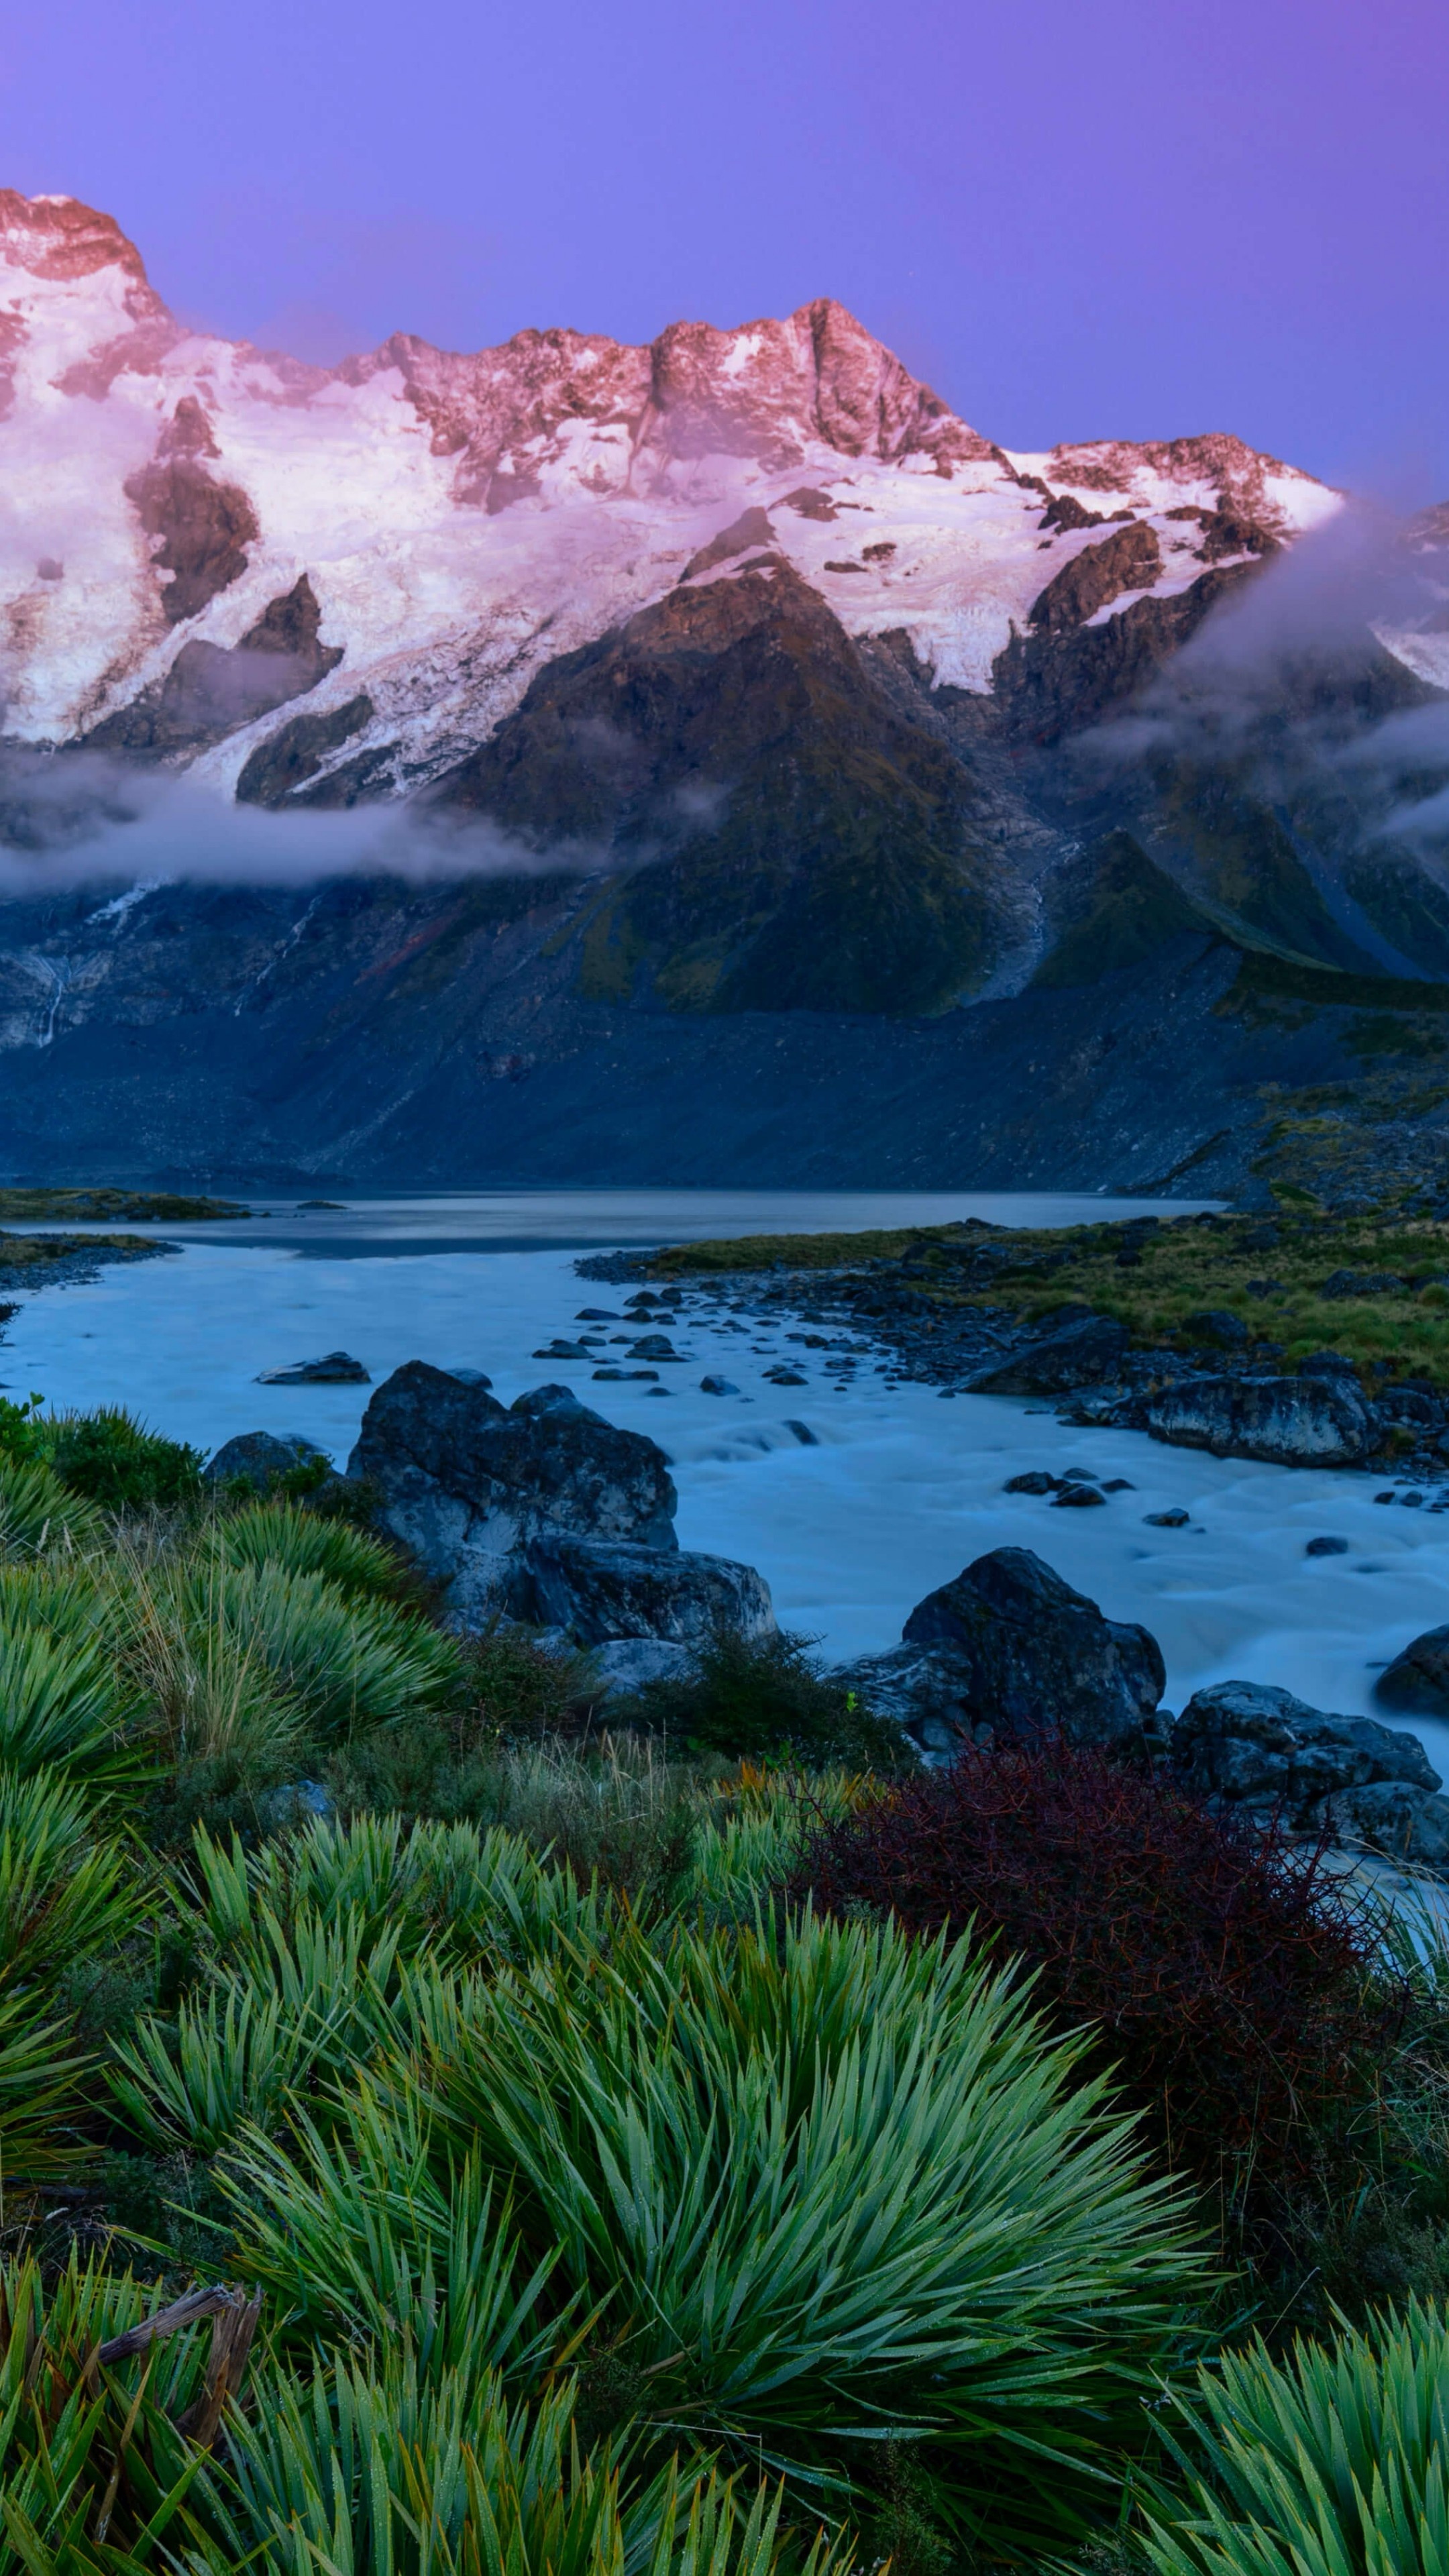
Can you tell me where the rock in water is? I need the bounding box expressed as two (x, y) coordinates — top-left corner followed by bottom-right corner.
(898, 1546), (1165, 1748)
(349, 1361), (678, 1624)
(203, 1430), (331, 1487)
(1172, 1678), (1441, 1817)
(1376, 1627), (1449, 1715)
(1144, 1374), (1373, 1467)
(256, 1351), (371, 1385)
(519, 1532), (776, 1647)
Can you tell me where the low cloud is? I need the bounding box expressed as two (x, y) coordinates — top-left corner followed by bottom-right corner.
(1081, 499), (1449, 853)
(0, 749), (616, 899)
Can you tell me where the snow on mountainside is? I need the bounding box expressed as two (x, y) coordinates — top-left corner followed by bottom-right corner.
(0, 190), (1344, 808)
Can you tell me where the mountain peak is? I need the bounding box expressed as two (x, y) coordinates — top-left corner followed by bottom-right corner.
(0, 189), (152, 288)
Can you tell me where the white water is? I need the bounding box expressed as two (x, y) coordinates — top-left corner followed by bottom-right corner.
(5, 1190), (1448, 1780)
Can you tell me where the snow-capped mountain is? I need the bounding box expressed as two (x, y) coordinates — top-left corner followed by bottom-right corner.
(2, 189), (1448, 1194)
(0, 188), (1342, 804)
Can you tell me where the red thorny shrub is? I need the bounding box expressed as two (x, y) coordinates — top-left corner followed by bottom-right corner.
(793, 1739), (1399, 2220)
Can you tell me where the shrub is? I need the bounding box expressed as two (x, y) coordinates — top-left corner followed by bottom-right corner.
(0, 1766), (133, 1990)
(623, 1627), (908, 1769)
(178, 1559), (460, 1735)
(795, 1743), (1393, 2224)
(1140, 2296), (1449, 2576)
(459, 1621), (599, 1740)
(231, 1909), (1203, 2561)
(34, 1406), (205, 1513)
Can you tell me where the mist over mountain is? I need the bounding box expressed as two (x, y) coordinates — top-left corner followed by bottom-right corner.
(2, 189), (1448, 1193)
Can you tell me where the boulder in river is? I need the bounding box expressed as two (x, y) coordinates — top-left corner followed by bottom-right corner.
(1144, 1373), (1373, 1467)
(1375, 1626), (1449, 1716)
(1171, 1678), (1441, 1825)
(896, 1546), (1165, 1749)
(349, 1362), (678, 1623)
(256, 1350), (371, 1385)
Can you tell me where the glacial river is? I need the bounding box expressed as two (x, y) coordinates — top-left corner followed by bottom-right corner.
(4, 1189), (1448, 1775)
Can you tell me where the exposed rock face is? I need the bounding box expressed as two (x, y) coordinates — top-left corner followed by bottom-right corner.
(235, 694), (375, 805)
(898, 1546), (1165, 1748)
(120, 398), (260, 627)
(1376, 1626), (1449, 1716)
(519, 1530), (775, 1647)
(991, 564), (1256, 744)
(350, 1364), (678, 1621)
(1027, 522), (1163, 636)
(1145, 1374), (1373, 1468)
(88, 575), (342, 758)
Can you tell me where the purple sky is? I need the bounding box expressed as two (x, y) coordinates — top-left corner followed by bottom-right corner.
(3, 0), (1446, 500)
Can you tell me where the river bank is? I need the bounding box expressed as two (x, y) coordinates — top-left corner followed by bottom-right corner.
(0, 1199), (1446, 1780)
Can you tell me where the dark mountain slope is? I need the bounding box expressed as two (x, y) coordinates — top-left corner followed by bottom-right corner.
(431, 555), (998, 1014)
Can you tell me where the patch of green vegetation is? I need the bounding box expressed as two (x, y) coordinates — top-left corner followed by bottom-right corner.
(0, 1228), (162, 1275)
(0, 1187), (247, 1220)
(1345, 852), (1449, 979)
(649, 1205), (1449, 1387)
(1160, 763), (1375, 972)
(1031, 830), (1216, 989)
(1225, 951), (1449, 1014)
(1346, 1012), (1449, 1062)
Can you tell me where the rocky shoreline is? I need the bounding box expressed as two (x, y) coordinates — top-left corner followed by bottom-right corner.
(0, 1230), (178, 1299)
(201, 1347), (1449, 1884)
(578, 1221), (1449, 1489)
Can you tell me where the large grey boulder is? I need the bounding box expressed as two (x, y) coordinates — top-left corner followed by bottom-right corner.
(1171, 1678), (1440, 1828)
(898, 1547), (1165, 1748)
(1376, 1627), (1449, 1716)
(519, 1532), (775, 1648)
(203, 1431), (331, 1489)
(349, 1364), (678, 1625)
(1145, 1373), (1373, 1467)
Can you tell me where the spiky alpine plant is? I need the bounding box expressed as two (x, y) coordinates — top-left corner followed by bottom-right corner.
(202, 1501), (416, 1604)
(0, 1766), (140, 2182)
(188, 1813), (605, 1970)
(223, 2348), (847, 2576)
(0, 2251), (258, 2574)
(223, 1905), (1208, 2564)
(1139, 2296), (1449, 2576)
